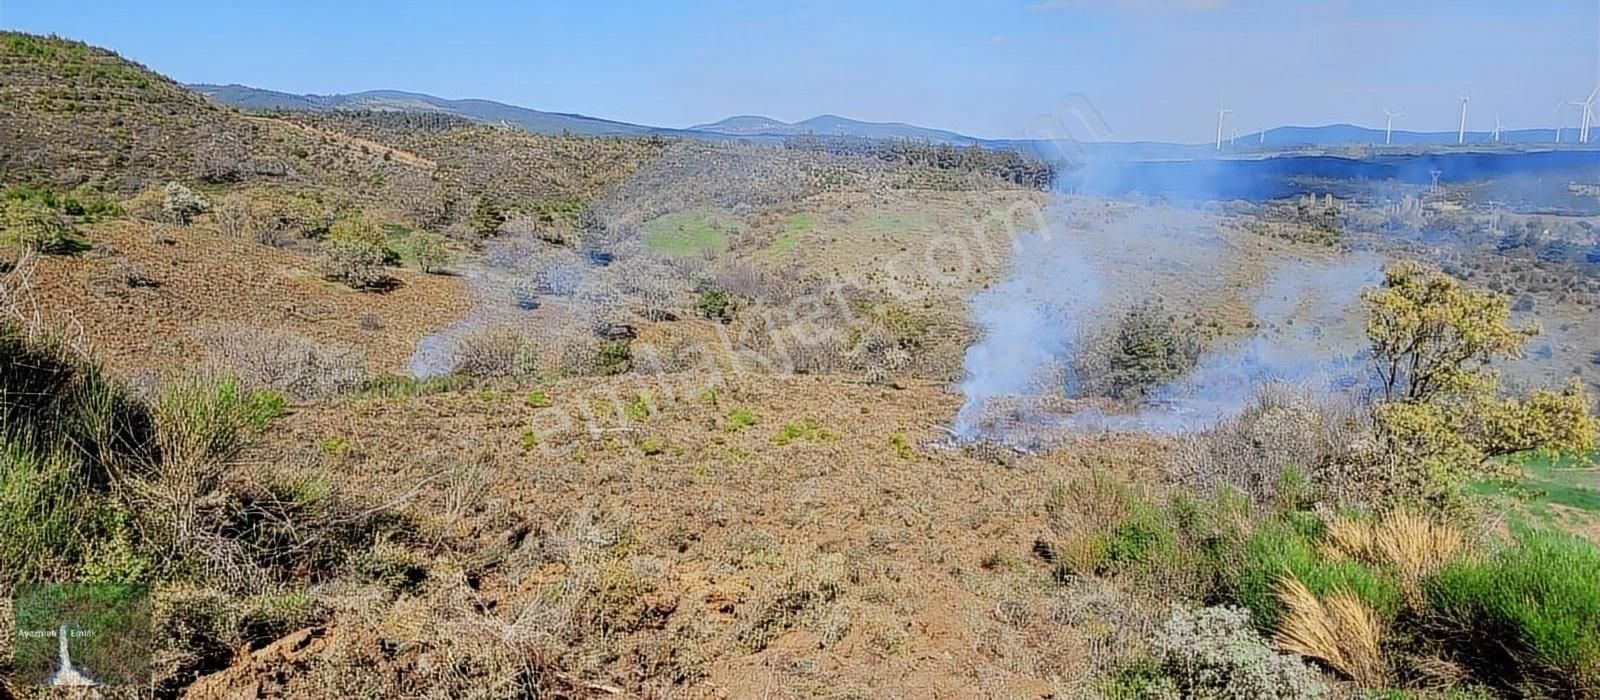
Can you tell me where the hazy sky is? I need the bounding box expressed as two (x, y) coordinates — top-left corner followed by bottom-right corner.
(3, 1), (1596, 142)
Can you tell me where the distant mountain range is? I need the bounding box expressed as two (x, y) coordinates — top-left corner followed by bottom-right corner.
(688, 114), (982, 144)
(194, 84), (1594, 159)
(190, 84), (694, 137)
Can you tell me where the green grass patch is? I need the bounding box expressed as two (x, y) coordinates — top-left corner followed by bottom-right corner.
(1235, 514), (1404, 628)
(643, 210), (732, 257)
(525, 390), (552, 408)
(773, 420), (835, 446)
(727, 408), (760, 431)
(1472, 451), (1600, 529)
(769, 212), (812, 254)
(1427, 528), (1600, 692)
(359, 373), (472, 399)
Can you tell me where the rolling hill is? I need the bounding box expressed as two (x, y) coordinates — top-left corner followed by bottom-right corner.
(689, 113), (983, 144)
(191, 84), (702, 138)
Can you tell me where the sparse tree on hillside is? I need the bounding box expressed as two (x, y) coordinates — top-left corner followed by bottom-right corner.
(408, 231), (452, 274)
(1363, 262), (1598, 498)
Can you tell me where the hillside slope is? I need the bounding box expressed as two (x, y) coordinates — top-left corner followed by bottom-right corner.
(192, 83), (700, 138)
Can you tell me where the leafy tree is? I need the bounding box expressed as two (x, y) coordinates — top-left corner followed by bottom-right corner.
(2, 198), (78, 253)
(318, 214), (391, 290)
(1362, 262), (1597, 499)
(1363, 261), (1538, 403)
(1101, 301), (1198, 399)
(408, 231), (452, 274)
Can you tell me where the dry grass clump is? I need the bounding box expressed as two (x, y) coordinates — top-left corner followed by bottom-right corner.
(1273, 576), (1389, 689)
(1323, 509), (1465, 605)
(731, 551), (848, 652)
(199, 327), (368, 402)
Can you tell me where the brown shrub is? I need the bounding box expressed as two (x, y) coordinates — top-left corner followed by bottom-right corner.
(199, 328), (367, 401)
(452, 327), (538, 379)
(1171, 383), (1385, 508)
(214, 193), (256, 239)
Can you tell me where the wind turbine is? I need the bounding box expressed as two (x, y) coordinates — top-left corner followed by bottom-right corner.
(1215, 101), (1232, 151)
(1570, 87), (1598, 143)
(1457, 96), (1470, 145)
(1382, 108), (1405, 145)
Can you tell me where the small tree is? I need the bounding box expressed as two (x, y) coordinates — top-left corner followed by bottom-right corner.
(1100, 301), (1199, 399)
(318, 215), (391, 290)
(2, 199), (77, 254)
(408, 231), (452, 274)
(1363, 262), (1598, 500)
(161, 182), (210, 225)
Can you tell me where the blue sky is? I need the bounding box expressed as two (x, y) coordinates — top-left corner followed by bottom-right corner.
(2, 1), (1595, 142)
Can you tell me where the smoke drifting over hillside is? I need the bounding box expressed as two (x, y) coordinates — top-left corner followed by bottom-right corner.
(952, 172), (1383, 442)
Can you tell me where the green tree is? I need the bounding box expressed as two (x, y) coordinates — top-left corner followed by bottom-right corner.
(1363, 261), (1536, 402)
(2, 198), (78, 254)
(318, 214), (390, 290)
(408, 231), (452, 274)
(1102, 301), (1198, 399)
(1362, 262), (1597, 498)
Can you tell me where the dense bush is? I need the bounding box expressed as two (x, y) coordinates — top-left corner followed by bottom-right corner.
(1081, 301), (1200, 400)
(1427, 529), (1600, 693)
(2, 197), (81, 253)
(1172, 384), (1382, 508)
(318, 238), (389, 289)
(408, 231), (452, 273)
(318, 214), (395, 289)
(452, 328), (538, 379)
(695, 286), (738, 323)
(199, 328), (368, 402)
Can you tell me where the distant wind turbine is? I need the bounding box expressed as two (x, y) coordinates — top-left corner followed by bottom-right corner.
(1382, 108), (1405, 145)
(1570, 87), (1598, 143)
(1457, 96), (1470, 145)
(1215, 102), (1232, 151)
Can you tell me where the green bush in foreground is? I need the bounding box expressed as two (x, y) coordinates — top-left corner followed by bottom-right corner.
(1234, 516), (1404, 630)
(1427, 528), (1600, 693)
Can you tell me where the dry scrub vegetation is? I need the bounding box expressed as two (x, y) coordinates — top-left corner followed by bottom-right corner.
(4, 30), (1600, 700)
